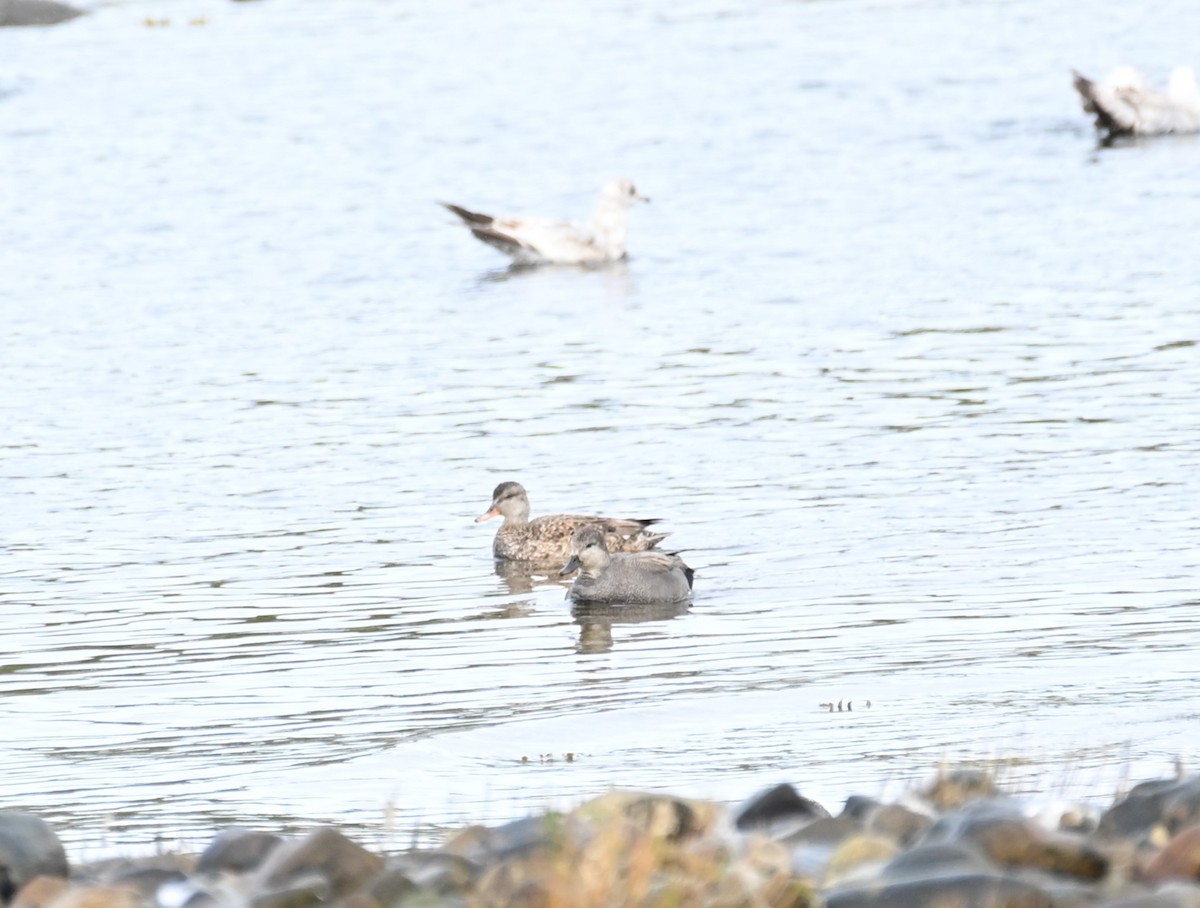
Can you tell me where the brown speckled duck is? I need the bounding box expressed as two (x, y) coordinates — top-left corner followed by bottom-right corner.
(560, 525), (694, 604)
(475, 481), (667, 563)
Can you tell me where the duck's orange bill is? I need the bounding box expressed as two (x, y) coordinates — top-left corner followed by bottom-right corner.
(475, 507), (501, 523)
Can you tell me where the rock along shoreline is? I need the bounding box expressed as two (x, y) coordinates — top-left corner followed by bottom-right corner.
(7, 768), (1200, 907)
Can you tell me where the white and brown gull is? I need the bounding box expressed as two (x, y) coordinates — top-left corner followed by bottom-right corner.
(1073, 65), (1200, 137)
(441, 178), (648, 265)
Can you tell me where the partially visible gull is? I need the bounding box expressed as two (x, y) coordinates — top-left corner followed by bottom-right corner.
(441, 177), (648, 265)
(1073, 65), (1200, 137)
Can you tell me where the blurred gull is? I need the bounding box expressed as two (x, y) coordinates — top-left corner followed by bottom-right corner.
(1073, 65), (1200, 137)
(441, 177), (648, 265)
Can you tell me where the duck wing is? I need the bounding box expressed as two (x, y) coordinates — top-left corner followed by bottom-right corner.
(628, 550), (694, 587)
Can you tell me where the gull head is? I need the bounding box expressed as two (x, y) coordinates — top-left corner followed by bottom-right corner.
(602, 177), (650, 208)
(1169, 66), (1200, 105)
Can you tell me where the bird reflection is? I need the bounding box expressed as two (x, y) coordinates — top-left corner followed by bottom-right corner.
(1092, 131), (1197, 152)
(493, 559), (572, 595)
(476, 262), (542, 284)
(475, 259), (633, 290)
(490, 561), (690, 648)
(573, 601), (692, 654)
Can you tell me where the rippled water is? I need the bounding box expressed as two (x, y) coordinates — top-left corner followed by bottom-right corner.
(3, 0), (1199, 856)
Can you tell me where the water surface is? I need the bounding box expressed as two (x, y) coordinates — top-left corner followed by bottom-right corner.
(2, 0), (1199, 855)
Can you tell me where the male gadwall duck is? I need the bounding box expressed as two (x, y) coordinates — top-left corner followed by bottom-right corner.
(475, 481), (667, 563)
(560, 525), (694, 605)
(1073, 65), (1200, 137)
(441, 178), (649, 265)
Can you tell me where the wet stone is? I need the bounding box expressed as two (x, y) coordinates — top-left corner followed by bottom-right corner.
(441, 815), (561, 863)
(1043, 801), (1102, 836)
(735, 784), (832, 835)
(0, 0), (83, 26)
(864, 802), (935, 847)
(437, 826), (489, 861)
(842, 796), (884, 822)
(255, 828), (383, 901)
(357, 865), (417, 906)
(882, 842), (993, 879)
(387, 853), (479, 893)
(31, 768), (1200, 908)
(921, 768), (1000, 810)
(575, 791), (718, 843)
(826, 872), (1054, 908)
(197, 828), (285, 876)
(787, 814), (868, 881)
(1101, 778), (1200, 841)
(1161, 781), (1200, 835)
(11, 876), (69, 908)
(782, 814), (863, 847)
(1146, 825), (1200, 882)
(1104, 888), (1200, 908)
(42, 885), (142, 908)
(822, 835), (901, 887)
(0, 813), (69, 901)
(925, 803), (1109, 880)
(103, 866), (188, 898)
(471, 789), (811, 908)
(179, 889), (219, 908)
(249, 873), (329, 908)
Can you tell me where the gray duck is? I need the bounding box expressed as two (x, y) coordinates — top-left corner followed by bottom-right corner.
(560, 525), (694, 605)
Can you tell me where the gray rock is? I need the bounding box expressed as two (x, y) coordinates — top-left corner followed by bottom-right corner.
(388, 853), (479, 894)
(0, 0), (84, 27)
(106, 864), (188, 897)
(1100, 777), (1199, 839)
(734, 782), (831, 833)
(865, 802), (934, 847)
(1105, 888), (1200, 908)
(923, 801), (1108, 881)
(249, 872), (329, 908)
(361, 865), (417, 905)
(197, 828), (284, 876)
(0, 812), (68, 901)
(782, 813), (862, 847)
(882, 842), (991, 880)
(254, 828), (382, 900)
(826, 872), (1053, 908)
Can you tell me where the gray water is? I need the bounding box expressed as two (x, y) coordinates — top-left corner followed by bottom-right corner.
(3, 0), (1199, 856)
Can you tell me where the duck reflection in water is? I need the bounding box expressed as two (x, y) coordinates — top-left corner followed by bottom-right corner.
(573, 600), (692, 655)
(493, 558), (573, 596)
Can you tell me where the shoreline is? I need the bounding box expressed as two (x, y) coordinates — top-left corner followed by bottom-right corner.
(7, 766), (1200, 907)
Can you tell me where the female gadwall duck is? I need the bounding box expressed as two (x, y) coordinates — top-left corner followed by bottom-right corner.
(475, 481), (667, 563)
(441, 178), (649, 265)
(560, 525), (694, 605)
(1073, 66), (1200, 137)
